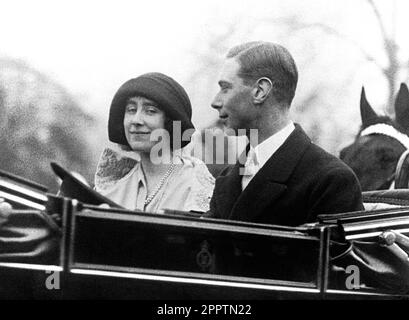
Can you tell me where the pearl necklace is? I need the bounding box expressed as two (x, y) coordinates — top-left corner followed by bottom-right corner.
(144, 164), (177, 207)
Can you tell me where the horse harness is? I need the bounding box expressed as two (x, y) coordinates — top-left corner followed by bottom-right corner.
(360, 123), (409, 190)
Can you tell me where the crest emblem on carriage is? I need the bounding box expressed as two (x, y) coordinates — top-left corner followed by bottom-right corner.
(196, 240), (214, 272)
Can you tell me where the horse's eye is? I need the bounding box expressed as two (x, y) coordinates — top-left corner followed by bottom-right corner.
(376, 149), (395, 163)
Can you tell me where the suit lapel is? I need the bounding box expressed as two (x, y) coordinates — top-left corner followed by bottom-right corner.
(213, 163), (242, 219)
(230, 181), (287, 222)
(230, 124), (312, 221)
(212, 144), (250, 219)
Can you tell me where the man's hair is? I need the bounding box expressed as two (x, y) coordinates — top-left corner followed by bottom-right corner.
(226, 41), (298, 106)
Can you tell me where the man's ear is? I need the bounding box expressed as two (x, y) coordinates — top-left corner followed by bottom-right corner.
(252, 77), (273, 104)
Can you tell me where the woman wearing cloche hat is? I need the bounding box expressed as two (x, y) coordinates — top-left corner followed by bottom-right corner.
(94, 72), (214, 213)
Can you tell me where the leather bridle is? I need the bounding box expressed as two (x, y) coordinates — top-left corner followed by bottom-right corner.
(360, 123), (409, 190)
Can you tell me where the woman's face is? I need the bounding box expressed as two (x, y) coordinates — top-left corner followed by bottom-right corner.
(123, 96), (166, 153)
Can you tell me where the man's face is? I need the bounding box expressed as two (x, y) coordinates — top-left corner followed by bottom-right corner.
(211, 58), (254, 133)
(123, 96), (166, 153)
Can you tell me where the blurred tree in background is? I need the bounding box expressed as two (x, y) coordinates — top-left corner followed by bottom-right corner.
(279, 0), (408, 115)
(2, 0), (408, 187)
(186, 16), (357, 156)
(0, 57), (99, 192)
(186, 0), (409, 156)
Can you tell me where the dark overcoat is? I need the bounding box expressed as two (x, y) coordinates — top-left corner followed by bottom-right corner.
(209, 124), (364, 226)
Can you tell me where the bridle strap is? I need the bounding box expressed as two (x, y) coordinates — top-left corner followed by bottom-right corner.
(360, 123), (409, 150)
(360, 123), (409, 190)
(376, 173), (395, 190)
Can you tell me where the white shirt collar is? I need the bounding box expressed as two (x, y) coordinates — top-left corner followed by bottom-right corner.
(251, 121), (295, 169)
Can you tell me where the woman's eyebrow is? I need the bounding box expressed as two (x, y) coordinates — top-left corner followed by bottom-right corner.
(126, 98), (137, 105)
(142, 99), (159, 107)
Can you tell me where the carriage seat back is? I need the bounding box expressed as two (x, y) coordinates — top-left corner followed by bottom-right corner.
(363, 189), (409, 210)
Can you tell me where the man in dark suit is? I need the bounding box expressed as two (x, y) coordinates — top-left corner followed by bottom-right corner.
(208, 41), (364, 226)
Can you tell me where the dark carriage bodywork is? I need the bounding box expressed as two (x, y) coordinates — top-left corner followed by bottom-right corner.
(1, 196), (408, 299)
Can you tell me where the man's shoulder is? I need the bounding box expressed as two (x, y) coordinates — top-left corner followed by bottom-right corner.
(288, 124), (346, 167)
(302, 141), (357, 178)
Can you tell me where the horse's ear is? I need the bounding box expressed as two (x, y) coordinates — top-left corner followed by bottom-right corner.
(360, 86), (379, 128)
(395, 83), (409, 131)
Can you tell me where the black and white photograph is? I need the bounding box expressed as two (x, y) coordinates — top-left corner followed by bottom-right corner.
(1, 0), (409, 307)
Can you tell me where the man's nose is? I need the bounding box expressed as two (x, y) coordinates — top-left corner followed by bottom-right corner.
(211, 95), (222, 110)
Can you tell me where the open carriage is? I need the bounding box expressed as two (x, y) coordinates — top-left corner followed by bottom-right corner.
(1, 164), (409, 300)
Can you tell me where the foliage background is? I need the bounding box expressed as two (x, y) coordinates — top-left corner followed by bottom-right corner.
(1, 0), (408, 191)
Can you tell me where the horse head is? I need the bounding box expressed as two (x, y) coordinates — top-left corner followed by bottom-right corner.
(340, 83), (409, 191)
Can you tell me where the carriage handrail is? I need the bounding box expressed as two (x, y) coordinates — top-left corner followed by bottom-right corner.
(395, 150), (409, 189)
